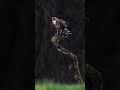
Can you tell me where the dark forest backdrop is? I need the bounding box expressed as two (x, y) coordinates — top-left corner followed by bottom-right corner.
(0, 0), (120, 90)
(35, 0), (85, 83)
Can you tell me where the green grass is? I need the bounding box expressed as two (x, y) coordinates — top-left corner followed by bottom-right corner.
(35, 80), (85, 90)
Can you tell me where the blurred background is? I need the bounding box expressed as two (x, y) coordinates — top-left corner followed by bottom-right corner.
(35, 0), (85, 84)
(0, 0), (120, 90)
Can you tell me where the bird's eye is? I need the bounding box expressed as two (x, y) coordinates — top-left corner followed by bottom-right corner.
(52, 17), (57, 20)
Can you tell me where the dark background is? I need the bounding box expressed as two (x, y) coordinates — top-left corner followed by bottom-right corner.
(35, 0), (85, 83)
(86, 0), (120, 90)
(0, 0), (34, 90)
(0, 0), (120, 90)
